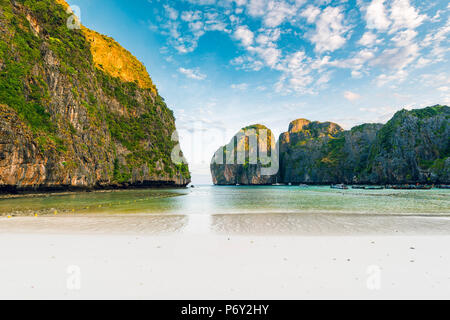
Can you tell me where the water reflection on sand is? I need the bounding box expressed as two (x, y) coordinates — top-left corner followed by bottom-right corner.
(210, 213), (450, 236)
(0, 185), (449, 236)
(0, 215), (188, 235)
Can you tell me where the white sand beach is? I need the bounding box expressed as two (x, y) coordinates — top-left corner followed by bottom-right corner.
(1, 215), (449, 300)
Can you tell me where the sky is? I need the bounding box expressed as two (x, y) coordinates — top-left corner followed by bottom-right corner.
(70, 0), (449, 184)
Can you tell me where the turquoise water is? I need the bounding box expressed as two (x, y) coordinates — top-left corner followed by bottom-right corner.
(1, 186), (449, 216)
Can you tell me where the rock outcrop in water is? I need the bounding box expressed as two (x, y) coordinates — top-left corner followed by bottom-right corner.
(280, 105), (449, 184)
(210, 124), (278, 185)
(280, 121), (384, 184)
(0, 0), (190, 192)
(211, 105), (449, 185)
(279, 119), (344, 184)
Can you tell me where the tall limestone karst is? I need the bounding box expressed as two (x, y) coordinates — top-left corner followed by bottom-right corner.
(0, 0), (190, 192)
(279, 105), (449, 185)
(211, 105), (449, 185)
(366, 105), (449, 184)
(279, 119), (344, 184)
(210, 124), (278, 185)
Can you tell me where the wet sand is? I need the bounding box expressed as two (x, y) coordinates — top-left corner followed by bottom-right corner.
(0, 213), (449, 299)
(1, 212), (450, 235)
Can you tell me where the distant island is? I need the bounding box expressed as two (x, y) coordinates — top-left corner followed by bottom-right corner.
(211, 105), (449, 185)
(0, 0), (190, 193)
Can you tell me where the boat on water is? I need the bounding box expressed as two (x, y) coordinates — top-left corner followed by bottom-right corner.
(299, 184), (309, 188)
(414, 185), (433, 190)
(331, 184), (349, 190)
(391, 185), (433, 190)
(437, 185), (450, 189)
(365, 186), (385, 190)
(352, 186), (385, 190)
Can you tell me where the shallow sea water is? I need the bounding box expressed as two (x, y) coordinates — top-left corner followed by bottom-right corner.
(1, 186), (449, 235)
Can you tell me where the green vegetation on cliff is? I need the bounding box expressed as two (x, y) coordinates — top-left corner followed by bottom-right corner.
(213, 106), (448, 185)
(211, 124), (278, 185)
(0, 0), (189, 190)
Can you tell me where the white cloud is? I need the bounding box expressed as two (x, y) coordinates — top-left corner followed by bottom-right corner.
(361, 0), (391, 31)
(422, 17), (450, 61)
(275, 51), (315, 94)
(358, 31), (378, 47)
(389, 0), (426, 33)
(156, 5), (231, 54)
(247, 0), (268, 17)
(300, 5), (321, 24)
(255, 28), (281, 46)
(423, 18), (450, 47)
(316, 72), (332, 86)
(185, 0), (216, 5)
(264, 1), (298, 27)
(391, 29), (418, 47)
(371, 43), (419, 70)
(231, 55), (264, 71)
(309, 6), (349, 53)
(233, 26), (282, 70)
(231, 83), (249, 90)
(164, 5), (179, 20)
(181, 11), (202, 22)
(154, 0), (447, 100)
(376, 69), (409, 86)
(344, 91), (361, 101)
(249, 46), (281, 67)
(234, 25), (254, 47)
(327, 48), (376, 78)
(415, 57), (431, 69)
(178, 67), (207, 80)
(420, 73), (450, 89)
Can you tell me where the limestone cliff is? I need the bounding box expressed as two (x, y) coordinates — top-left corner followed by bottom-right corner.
(279, 119), (344, 183)
(210, 124), (278, 185)
(212, 105), (449, 185)
(0, 0), (190, 192)
(366, 105), (449, 184)
(279, 105), (449, 184)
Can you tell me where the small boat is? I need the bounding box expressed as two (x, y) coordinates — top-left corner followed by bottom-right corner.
(392, 185), (432, 190)
(414, 185), (433, 190)
(437, 185), (450, 189)
(331, 184), (348, 190)
(365, 186), (385, 190)
(352, 185), (366, 189)
(299, 184), (309, 188)
(392, 185), (414, 190)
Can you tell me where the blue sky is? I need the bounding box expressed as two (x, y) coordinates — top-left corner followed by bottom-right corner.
(71, 0), (449, 183)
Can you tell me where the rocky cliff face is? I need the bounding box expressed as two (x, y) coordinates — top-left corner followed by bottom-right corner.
(210, 124), (278, 185)
(336, 123), (384, 183)
(0, 0), (190, 192)
(212, 105), (449, 185)
(367, 105), (449, 184)
(280, 121), (383, 184)
(280, 105), (449, 184)
(279, 119), (344, 184)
